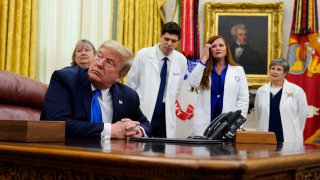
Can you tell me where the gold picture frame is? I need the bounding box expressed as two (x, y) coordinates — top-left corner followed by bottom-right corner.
(205, 2), (283, 87)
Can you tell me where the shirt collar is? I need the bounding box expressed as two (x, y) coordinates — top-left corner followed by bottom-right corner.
(91, 85), (110, 101)
(212, 64), (229, 74)
(157, 44), (172, 62)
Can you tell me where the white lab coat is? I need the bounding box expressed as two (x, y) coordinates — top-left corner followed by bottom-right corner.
(126, 44), (187, 138)
(188, 63), (249, 135)
(254, 79), (308, 144)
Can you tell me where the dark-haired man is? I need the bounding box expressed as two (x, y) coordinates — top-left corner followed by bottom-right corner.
(126, 22), (187, 138)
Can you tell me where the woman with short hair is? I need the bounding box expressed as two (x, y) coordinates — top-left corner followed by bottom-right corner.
(255, 58), (308, 144)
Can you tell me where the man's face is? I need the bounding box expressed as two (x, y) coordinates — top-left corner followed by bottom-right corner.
(88, 47), (123, 89)
(235, 28), (247, 44)
(159, 33), (179, 56)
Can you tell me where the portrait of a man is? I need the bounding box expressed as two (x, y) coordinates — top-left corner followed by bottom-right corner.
(218, 16), (268, 75)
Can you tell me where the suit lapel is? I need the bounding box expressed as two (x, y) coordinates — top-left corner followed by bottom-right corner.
(167, 54), (178, 89)
(264, 83), (271, 116)
(79, 69), (92, 121)
(280, 80), (289, 107)
(110, 83), (124, 123)
(150, 45), (160, 74)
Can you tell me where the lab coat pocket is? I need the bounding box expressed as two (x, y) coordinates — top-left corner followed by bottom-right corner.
(283, 95), (298, 115)
(168, 71), (182, 96)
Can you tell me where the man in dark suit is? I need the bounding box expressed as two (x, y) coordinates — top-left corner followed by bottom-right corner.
(229, 23), (266, 74)
(41, 40), (151, 139)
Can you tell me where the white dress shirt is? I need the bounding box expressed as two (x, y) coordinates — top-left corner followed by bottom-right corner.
(91, 86), (113, 139)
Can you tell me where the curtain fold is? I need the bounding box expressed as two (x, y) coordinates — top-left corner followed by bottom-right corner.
(38, 0), (111, 84)
(112, 0), (164, 55)
(0, 0), (9, 69)
(0, 0), (38, 78)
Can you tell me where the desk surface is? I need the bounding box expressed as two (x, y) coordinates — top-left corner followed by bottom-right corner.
(0, 139), (320, 179)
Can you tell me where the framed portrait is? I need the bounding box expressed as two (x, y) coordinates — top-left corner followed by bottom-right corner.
(205, 2), (283, 87)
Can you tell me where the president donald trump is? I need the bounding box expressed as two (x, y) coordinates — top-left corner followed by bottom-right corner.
(41, 40), (151, 139)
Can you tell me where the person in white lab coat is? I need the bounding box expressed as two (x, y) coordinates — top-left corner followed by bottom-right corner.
(188, 35), (249, 135)
(126, 22), (187, 138)
(255, 58), (308, 144)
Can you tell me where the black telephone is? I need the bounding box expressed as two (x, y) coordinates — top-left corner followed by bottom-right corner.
(189, 110), (246, 140)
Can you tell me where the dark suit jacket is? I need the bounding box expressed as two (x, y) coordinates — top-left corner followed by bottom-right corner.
(230, 41), (266, 74)
(40, 66), (151, 138)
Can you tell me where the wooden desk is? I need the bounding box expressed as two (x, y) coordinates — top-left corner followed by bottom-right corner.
(0, 139), (319, 179)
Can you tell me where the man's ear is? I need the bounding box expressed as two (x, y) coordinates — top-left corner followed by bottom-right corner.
(115, 75), (122, 83)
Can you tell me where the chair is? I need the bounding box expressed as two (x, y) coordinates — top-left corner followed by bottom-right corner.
(0, 70), (47, 121)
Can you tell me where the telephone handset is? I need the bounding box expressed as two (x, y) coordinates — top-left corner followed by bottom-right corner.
(189, 110), (246, 140)
(203, 112), (233, 140)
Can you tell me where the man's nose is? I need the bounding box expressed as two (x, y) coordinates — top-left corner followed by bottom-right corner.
(95, 58), (104, 66)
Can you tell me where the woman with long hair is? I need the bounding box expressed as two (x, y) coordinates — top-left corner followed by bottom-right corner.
(189, 35), (249, 135)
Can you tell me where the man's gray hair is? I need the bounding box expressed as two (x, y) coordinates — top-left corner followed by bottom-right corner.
(230, 24), (247, 37)
(100, 40), (133, 77)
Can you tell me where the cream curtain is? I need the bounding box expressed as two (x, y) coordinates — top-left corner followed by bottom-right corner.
(0, 0), (38, 79)
(111, 0), (164, 55)
(37, 0), (111, 83)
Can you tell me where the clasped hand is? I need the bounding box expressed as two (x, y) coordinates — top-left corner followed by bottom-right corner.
(111, 118), (143, 139)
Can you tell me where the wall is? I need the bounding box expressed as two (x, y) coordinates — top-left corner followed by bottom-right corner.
(167, 0), (320, 58)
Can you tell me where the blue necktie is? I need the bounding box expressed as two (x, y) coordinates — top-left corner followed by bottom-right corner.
(154, 57), (168, 115)
(91, 89), (102, 123)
